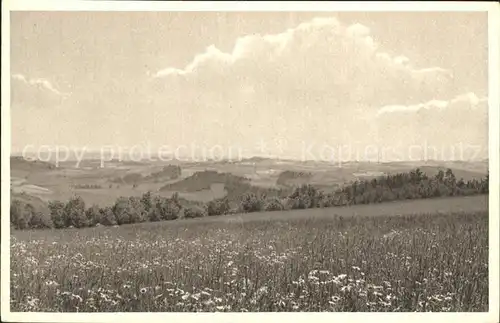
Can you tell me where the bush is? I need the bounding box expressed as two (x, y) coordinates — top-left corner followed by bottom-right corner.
(64, 196), (88, 228)
(10, 199), (29, 230)
(148, 196), (163, 222)
(11, 200), (52, 229)
(128, 197), (147, 223)
(29, 211), (53, 229)
(206, 197), (230, 216)
(113, 197), (147, 225)
(48, 201), (66, 229)
(264, 197), (284, 212)
(86, 204), (102, 227)
(149, 195), (182, 221)
(99, 206), (117, 226)
(317, 193), (336, 208)
(141, 192), (153, 214)
(240, 193), (264, 213)
(288, 185), (321, 209)
(183, 206), (206, 219)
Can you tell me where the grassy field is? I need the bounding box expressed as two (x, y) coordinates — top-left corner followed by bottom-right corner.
(10, 197), (488, 312)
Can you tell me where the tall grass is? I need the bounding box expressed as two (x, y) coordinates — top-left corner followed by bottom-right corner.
(11, 211), (488, 312)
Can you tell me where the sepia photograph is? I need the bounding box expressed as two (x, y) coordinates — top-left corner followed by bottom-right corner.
(1, 1), (499, 322)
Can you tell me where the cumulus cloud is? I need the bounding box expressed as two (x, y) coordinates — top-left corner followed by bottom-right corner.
(376, 92), (488, 160)
(154, 17), (454, 107)
(147, 16), (477, 158)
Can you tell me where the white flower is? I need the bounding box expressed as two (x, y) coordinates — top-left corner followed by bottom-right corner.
(341, 285), (352, 292)
(380, 301), (391, 307)
(72, 294), (83, 302)
(331, 295), (341, 302)
(44, 280), (59, 287)
(203, 299), (215, 306)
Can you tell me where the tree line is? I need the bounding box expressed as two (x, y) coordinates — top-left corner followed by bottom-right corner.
(10, 168), (489, 230)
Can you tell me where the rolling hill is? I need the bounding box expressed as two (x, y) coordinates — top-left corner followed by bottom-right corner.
(9, 156), (488, 208)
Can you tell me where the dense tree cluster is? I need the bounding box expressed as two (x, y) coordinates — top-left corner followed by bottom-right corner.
(10, 199), (52, 229)
(276, 170), (313, 186)
(10, 168), (489, 230)
(297, 168), (488, 209)
(146, 165), (182, 182)
(10, 193), (183, 230)
(206, 197), (231, 216)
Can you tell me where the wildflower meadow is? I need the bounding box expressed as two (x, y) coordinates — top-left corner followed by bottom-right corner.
(10, 210), (488, 312)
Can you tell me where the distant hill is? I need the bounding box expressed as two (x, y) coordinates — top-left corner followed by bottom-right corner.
(160, 170), (249, 192)
(276, 170), (313, 187)
(11, 156), (56, 173)
(145, 165), (181, 182)
(240, 156), (273, 163)
(111, 165), (182, 185)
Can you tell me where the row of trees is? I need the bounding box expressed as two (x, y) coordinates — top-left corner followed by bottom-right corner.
(10, 168), (489, 230)
(236, 168), (489, 213)
(10, 192), (185, 229)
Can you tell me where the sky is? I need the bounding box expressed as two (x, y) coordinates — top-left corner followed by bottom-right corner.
(10, 11), (489, 161)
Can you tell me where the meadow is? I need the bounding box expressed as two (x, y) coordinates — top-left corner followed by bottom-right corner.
(11, 205), (488, 312)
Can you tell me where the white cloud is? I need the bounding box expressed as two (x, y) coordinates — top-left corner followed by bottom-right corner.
(12, 73), (69, 97)
(376, 92), (488, 160)
(377, 92), (487, 115)
(11, 73), (71, 113)
(153, 16), (454, 108)
(147, 16), (475, 157)
(377, 100), (450, 115)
